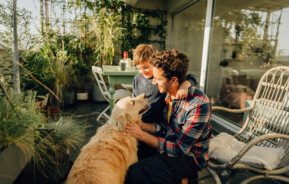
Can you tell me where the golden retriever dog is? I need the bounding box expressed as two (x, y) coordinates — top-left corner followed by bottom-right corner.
(66, 94), (148, 184)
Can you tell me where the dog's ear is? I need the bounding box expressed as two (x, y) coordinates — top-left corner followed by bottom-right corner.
(115, 113), (129, 131)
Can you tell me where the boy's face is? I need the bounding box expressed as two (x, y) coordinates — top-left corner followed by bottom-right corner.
(136, 61), (154, 79)
(152, 67), (172, 94)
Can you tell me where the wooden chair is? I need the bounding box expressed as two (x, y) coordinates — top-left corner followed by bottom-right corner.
(209, 66), (289, 184)
(92, 66), (131, 121)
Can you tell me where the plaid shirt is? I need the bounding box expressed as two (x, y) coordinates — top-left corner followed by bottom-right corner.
(157, 87), (212, 169)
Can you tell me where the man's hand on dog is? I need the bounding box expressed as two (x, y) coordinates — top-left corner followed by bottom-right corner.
(125, 122), (144, 141)
(125, 122), (159, 149)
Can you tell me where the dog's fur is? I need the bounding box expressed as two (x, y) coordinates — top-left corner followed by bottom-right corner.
(66, 94), (148, 184)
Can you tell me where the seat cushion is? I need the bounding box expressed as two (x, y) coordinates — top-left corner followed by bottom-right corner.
(121, 84), (133, 90)
(114, 89), (131, 100)
(209, 133), (284, 170)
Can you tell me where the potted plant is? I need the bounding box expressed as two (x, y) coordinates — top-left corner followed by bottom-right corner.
(0, 82), (87, 184)
(14, 116), (87, 184)
(72, 60), (92, 101)
(21, 34), (75, 111)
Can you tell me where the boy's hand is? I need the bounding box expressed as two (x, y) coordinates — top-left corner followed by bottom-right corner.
(176, 87), (188, 99)
(176, 80), (191, 99)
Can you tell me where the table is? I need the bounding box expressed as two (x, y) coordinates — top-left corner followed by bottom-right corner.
(102, 65), (139, 112)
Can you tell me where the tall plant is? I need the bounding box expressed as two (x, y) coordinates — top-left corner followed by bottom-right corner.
(0, 0), (33, 51)
(70, 0), (125, 66)
(41, 43), (73, 104)
(121, 6), (167, 54)
(0, 0), (34, 93)
(73, 8), (124, 66)
(91, 8), (124, 65)
(12, 0), (20, 93)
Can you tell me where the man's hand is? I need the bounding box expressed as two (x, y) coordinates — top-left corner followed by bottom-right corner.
(125, 122), (160, 149)
(140, 121), (157, 133)
(125, 122), (145, 141)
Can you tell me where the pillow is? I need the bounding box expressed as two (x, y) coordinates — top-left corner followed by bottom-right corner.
(209, 133), (284, 170)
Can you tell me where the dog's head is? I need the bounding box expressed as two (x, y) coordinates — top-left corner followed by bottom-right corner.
(109, 94), (148, 131)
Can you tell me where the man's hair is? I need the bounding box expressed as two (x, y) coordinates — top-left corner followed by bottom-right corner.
(133, 44), (157, 65)
(150, 49), (189, 84)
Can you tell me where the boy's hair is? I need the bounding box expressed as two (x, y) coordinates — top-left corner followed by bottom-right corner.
(133, 44), (157, 65)
(150, 49), (189, 84)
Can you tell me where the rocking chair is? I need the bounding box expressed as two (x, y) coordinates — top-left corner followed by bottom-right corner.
(209, 66), (289, 183)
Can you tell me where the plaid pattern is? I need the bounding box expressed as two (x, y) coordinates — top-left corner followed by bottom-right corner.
(157, 87), (212, 169)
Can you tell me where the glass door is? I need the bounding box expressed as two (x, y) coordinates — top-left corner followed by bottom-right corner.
(170, 0), (207, 81)
(207, 0), (289, 125)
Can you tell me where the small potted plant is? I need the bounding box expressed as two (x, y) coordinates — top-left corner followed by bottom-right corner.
(73, 60), (92, 101)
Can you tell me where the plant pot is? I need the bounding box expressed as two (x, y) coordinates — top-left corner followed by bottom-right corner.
(92, 84), (106, 102)
(0, 144), (31, 184)
(35, 94), (49, 109)
(45, 106), (61, 120)
(76, 92), (89, 101)
(63, 90), (75, 105)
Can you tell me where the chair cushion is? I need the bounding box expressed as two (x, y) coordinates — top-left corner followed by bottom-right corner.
(121, 84), (133, 90)
(209, 133), (284, 170)
(114, 89), (131, 100)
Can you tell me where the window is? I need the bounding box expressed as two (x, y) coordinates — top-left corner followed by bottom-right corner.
(171, 0), (207, 80)
(207, 0), (289, 125)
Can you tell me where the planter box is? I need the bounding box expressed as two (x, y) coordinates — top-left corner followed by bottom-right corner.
(76, 92), (89, 101)
(0, 145), (31, 184)
(63, 91), (75, 105)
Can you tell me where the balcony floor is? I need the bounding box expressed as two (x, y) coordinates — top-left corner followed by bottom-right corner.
(61, 101), (286, 184)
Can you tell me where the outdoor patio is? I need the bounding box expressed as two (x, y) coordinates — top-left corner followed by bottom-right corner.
(1, 0), (289, 183)
(60, 101), (286, 184)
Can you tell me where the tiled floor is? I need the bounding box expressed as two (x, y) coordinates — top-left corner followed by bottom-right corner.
(62, 101), (286, 184)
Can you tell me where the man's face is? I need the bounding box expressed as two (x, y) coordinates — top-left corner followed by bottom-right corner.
(152, 67), (171, 93)
(136, 61), (153, 79)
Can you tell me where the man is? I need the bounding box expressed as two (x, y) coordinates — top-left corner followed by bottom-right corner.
(132, 44), (198, 160)
(125, 49), (212, 184)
